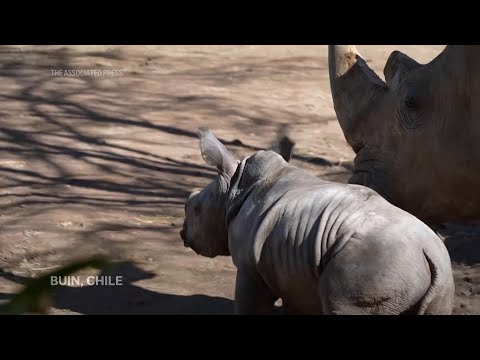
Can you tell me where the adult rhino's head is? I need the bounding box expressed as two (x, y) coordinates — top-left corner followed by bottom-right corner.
(329, 45), (480, 226)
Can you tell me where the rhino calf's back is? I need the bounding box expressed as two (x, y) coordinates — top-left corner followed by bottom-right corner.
(228, 161), (455, 315)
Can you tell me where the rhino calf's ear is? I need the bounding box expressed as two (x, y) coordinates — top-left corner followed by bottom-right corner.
(198, 127), (238, 177)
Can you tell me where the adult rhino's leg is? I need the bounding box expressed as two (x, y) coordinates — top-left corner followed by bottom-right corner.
(234, 268), (277, 315)
(281, 303), (305, 315)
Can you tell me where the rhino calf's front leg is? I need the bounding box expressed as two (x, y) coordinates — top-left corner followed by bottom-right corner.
(234, 268), (277, 315)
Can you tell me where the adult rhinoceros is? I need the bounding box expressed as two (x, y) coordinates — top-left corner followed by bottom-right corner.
(329, 45), (480, 226)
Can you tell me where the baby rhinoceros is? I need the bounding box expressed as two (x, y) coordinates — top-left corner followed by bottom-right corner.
(180, 128), (455, 315)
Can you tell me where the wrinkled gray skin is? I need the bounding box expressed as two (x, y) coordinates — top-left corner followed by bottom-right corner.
(329, 45), (480, 226)
(180, 128), (455, 315)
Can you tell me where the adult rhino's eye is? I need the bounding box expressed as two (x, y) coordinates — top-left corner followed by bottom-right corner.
(405, 95), (417, 109)
(194, 204), (201, 214)
(396, 87), (424, 132)
(403, 87), (421, 110)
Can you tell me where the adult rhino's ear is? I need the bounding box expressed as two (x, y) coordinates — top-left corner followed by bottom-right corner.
(270, 124), (295, 162)
(271, 135), (295, 162)
(384, 51), (422, 90)
(198, 127), (238, 178)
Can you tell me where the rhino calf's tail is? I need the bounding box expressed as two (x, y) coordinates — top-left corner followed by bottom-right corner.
(414, 249), (455, 315)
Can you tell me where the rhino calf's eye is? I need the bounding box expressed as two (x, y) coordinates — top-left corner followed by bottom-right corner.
(194, 204), (201, 214)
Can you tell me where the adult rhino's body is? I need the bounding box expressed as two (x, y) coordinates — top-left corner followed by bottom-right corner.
(329, 45), (480, 226)
(181, 128), (455, 315)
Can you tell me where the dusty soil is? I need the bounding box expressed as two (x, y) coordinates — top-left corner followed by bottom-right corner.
(0, 45), (477, 315)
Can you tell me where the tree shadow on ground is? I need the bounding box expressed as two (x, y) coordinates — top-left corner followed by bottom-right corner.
(0, 46), (339, 216)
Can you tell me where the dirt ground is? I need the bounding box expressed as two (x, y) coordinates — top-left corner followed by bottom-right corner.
(0, 45), (478, 315)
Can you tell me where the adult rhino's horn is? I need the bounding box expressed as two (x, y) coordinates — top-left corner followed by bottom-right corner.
(328, 45), (388, 151)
